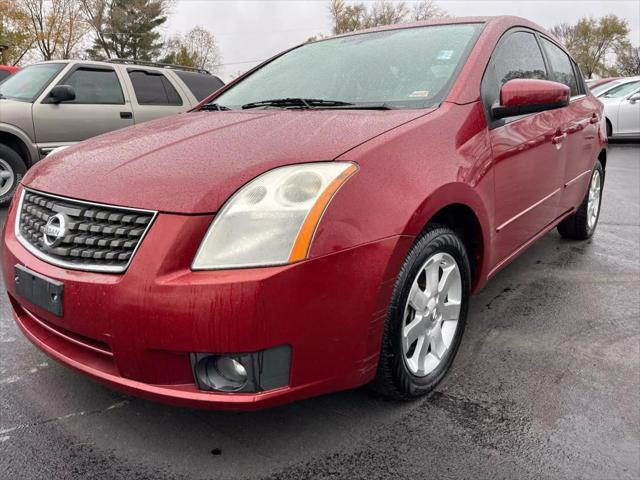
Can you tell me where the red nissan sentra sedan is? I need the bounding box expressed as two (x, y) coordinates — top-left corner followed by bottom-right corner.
(2, 16), (606, 410)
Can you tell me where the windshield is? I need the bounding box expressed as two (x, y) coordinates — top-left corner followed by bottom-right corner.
(0, 63), (65, 102)
(601, 80), (640, 98)
(213, 23), (482, 110)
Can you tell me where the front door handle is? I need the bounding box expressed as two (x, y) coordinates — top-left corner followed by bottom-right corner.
(589, 114), (599, 124)
(552, 132), (567, 144)
(120, 111), (133, 119)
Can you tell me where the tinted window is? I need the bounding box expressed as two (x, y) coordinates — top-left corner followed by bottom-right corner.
(0, 63), (65, 102)
(214, 24), (481, 109)
(482, 31), (548, 114)
(128, 70), (183, 106)
(541, 38), (579, 96)
(602, 81), (640, 98)
(0, 70), (10, 82)
(493, 32), (547, 86)
(175, 71), (223, 101)
(63, 68), (124, 104)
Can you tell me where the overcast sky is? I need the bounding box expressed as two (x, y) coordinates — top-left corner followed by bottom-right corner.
(165, 0), (640, 80)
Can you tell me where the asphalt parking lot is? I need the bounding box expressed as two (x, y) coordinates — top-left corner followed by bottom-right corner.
(0, 143), (638, 480)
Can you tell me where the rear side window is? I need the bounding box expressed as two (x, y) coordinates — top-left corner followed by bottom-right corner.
(541, 38), (579, 97)
(174, 71), (224, 101)
(128, 70), (183, 106)
(63, 67), (124, 104)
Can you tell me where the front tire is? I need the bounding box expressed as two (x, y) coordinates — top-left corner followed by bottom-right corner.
(557, 160), (603, 240)
(0, 144), (27, 206)
(372, 225), (471, 400)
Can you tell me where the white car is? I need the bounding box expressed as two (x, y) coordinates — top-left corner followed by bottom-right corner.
(591, 76), (639, 98)
(598, 78), (640, 138)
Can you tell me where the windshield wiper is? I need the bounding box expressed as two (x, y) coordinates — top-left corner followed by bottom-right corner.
(241, 98), (355, 110)
(198, 103), (231, 111)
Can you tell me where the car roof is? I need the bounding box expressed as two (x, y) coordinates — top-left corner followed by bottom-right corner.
(327, 16), (553, 41)
(31, 59), (220, 79)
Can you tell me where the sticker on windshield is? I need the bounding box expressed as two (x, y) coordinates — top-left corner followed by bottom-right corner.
(409, 90), (430, 98)
(437, 50), (454, 60)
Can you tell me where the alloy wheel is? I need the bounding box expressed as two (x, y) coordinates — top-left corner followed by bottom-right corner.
(402, 252), (462, 377)
(587, 169), (601, 230)
(0, 158), (15, 197)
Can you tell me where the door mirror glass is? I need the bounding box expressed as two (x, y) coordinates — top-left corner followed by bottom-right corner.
(46, 85), (76, 104)
(492, 79), (570, 119)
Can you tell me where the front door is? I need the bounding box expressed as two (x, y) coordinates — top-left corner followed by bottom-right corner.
(482, 30), (567, 264)
(32, 65), (133, 153)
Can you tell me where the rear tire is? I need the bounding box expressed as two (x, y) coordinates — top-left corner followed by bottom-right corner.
(372, 225), (471, 400)
(557, 160), (604, 240)
(0, 144), (27, 206)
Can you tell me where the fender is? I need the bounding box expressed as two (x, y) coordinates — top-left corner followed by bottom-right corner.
(0, 123), (38, 166)
(404, 182), (494, 292)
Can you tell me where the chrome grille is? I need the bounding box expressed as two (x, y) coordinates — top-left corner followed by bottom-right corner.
(16, 189), (156, 273)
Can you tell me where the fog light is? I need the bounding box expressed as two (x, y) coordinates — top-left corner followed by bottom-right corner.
(191, 345), (291, 393)
(196, 356), (248, 392)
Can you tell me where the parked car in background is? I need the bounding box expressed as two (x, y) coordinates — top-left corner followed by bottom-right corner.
(585, 77), (618, 90)
(0, 60), (223, 204)
(1, 16), (607, 410)
(600, 80), (640, 138)
(0, 65), (20, 83)
(591, 76), (640, 98)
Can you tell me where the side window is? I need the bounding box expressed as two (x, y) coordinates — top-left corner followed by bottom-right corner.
(174, 71), (224, 101)
(128, 70), (183, 106)
(482, 31), (548, 113)
(602, 81), (640, 98)
(0, 70), (10, 83)
(62, 68), (124, 104)
(541, 38), (579, 97)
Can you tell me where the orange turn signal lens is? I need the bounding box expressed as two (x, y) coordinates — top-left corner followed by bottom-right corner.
(288, 163), (358, 262)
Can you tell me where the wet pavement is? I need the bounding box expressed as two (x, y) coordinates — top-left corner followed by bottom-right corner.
(0, 143), (638, 479)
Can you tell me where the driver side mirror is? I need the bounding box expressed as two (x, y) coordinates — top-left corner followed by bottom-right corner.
(628, 92), (640, 104)
(492, 79), (570, 119)
(45, 85), (75, 104)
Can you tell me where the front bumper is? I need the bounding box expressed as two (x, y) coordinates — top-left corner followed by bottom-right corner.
(3, 190), (410, 410)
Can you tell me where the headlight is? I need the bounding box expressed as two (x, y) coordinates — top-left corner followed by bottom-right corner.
(192, 162), (358, 270)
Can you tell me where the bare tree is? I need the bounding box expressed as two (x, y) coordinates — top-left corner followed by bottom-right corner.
(161, 26), (221, 72)
(412, 0), (448, 21)
(329, 0), (447, 35)
(550, 23), (577, 52)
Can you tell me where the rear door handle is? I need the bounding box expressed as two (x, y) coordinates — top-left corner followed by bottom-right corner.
(120, 112), (133, 119)
(552, 132), (567, 144)
(589, 114), (599, 124)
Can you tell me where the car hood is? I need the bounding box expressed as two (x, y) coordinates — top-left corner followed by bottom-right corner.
(24, 109), (432, 213)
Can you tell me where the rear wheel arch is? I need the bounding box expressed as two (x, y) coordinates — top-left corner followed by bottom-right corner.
(605, 117), (612, 137)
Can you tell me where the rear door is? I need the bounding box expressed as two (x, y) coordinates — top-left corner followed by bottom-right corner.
(123, 68), (190, 124)
(539, 37), (601, 212)
(482, 29), (567, 263)
(32, 64), (133, 151)
(617, 87), (640, 135)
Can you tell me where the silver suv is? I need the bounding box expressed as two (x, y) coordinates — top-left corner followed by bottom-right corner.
(0, 59), (224, 204)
